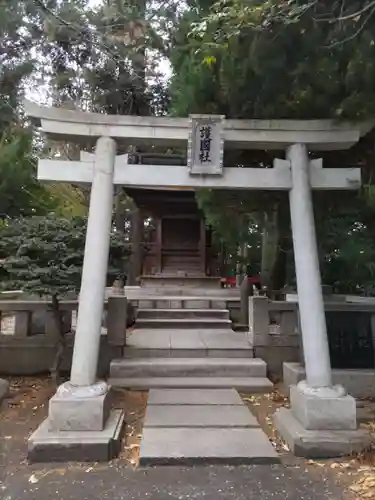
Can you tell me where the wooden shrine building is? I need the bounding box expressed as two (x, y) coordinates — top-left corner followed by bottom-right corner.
(125, 153), (218, 286)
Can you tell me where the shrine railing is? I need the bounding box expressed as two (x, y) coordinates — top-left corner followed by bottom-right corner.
(0, 296), (127, 375)
(249, 296), (375, 370)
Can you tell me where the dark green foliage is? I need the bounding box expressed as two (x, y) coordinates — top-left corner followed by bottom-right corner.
(0, 215), (129, 298)
(317, 200), (375, 295)
(0, 128), (59, 218)
(168, 0), (375, 292)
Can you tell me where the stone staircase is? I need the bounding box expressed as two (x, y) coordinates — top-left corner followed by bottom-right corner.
(135, 307), (233, 329)
(109, 294), (273, 393)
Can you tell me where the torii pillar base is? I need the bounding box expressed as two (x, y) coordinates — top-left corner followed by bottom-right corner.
(274, 383), (370, 458)
(28, 410), (124, 463)
(28, 382), (125, 463)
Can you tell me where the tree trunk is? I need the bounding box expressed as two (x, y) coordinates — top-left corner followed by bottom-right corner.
(114, 189), (126, 236)
(50, 294), (65, 387)
(261, 209), (279, 289)
(270, 202), (292, 292)
(261, 202), (291, 293)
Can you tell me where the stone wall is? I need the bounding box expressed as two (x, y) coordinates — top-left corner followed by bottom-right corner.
(0, 297), (127, 376)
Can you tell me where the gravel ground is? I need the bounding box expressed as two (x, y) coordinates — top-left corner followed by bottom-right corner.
(1, 377), (374, 500)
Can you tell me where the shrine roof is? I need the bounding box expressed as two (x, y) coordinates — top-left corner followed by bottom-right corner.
(24, 100), (374, 152)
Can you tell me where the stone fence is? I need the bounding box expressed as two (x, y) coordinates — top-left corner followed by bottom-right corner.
(249, 297), (300, 377)
(249, 296), (375, 396)
(0, 297), (127, 375)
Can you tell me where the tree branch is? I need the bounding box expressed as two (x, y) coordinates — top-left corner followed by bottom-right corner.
(315, 0), (375, 22)
(325, 6), (375, 47)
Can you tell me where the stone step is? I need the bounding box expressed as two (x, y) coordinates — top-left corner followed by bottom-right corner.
(162, 262), (202, 269)
(139, 427), (279, 465)
(144, 404), (260, 428)
(233, 323), (249, 332)
(140, 276), (222, 289)
(138, 299), (228, 310)
(123, 347), (254, 359)
(137, 309), (230, 320)
(110, 357), (267, 379)
(124, 285), (240, 297)
(135, 318), (233, 329)
(108, 376), (273, 393)
(162, 255), (200, 262)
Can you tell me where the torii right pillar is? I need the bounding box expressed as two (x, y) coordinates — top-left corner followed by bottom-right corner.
(274, 144), (370, 458)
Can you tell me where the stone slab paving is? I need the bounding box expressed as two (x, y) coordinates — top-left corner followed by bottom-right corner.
(140, 427), (279, 465)
(170, 333), (206, 349)
(147, 388), (243, 405)
(140, 388), (279, 465)
(144, 405), (259, 428)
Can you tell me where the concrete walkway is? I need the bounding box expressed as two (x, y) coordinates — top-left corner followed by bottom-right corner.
(139, 389), (279, 465)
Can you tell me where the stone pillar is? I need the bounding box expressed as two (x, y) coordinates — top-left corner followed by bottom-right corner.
(28, 137), (125, 463)
(287, 143), (331, 389)
(107, 295), (127, 346)
(70, 136), (116, 387)
(240, 276), (251, 326)
(273, 143), (369, 458)
(248, 296), (269, 347)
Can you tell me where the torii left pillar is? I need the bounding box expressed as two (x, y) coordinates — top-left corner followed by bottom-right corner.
(28, 137), (125, 462)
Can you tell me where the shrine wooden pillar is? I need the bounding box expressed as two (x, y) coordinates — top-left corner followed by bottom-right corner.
(155, 217), (162, 274)
(199, 220), (206, 274)
(128, 206), (143, 285)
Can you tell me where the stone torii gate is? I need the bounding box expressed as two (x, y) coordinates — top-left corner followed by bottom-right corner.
(25, 101), (371, 461)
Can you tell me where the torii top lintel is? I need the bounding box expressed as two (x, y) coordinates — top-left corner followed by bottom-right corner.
(24, 100), (374, 152)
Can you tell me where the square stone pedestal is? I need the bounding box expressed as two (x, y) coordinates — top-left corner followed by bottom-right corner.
(49, 391), (111, 431)
(289, 384), (357, 430)
(28, 382), (125, 463)
(274, 383), (371, 458)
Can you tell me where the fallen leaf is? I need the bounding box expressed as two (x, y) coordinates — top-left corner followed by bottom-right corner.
(359, 466), (373, 472)
(124, 444), (140, 450)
